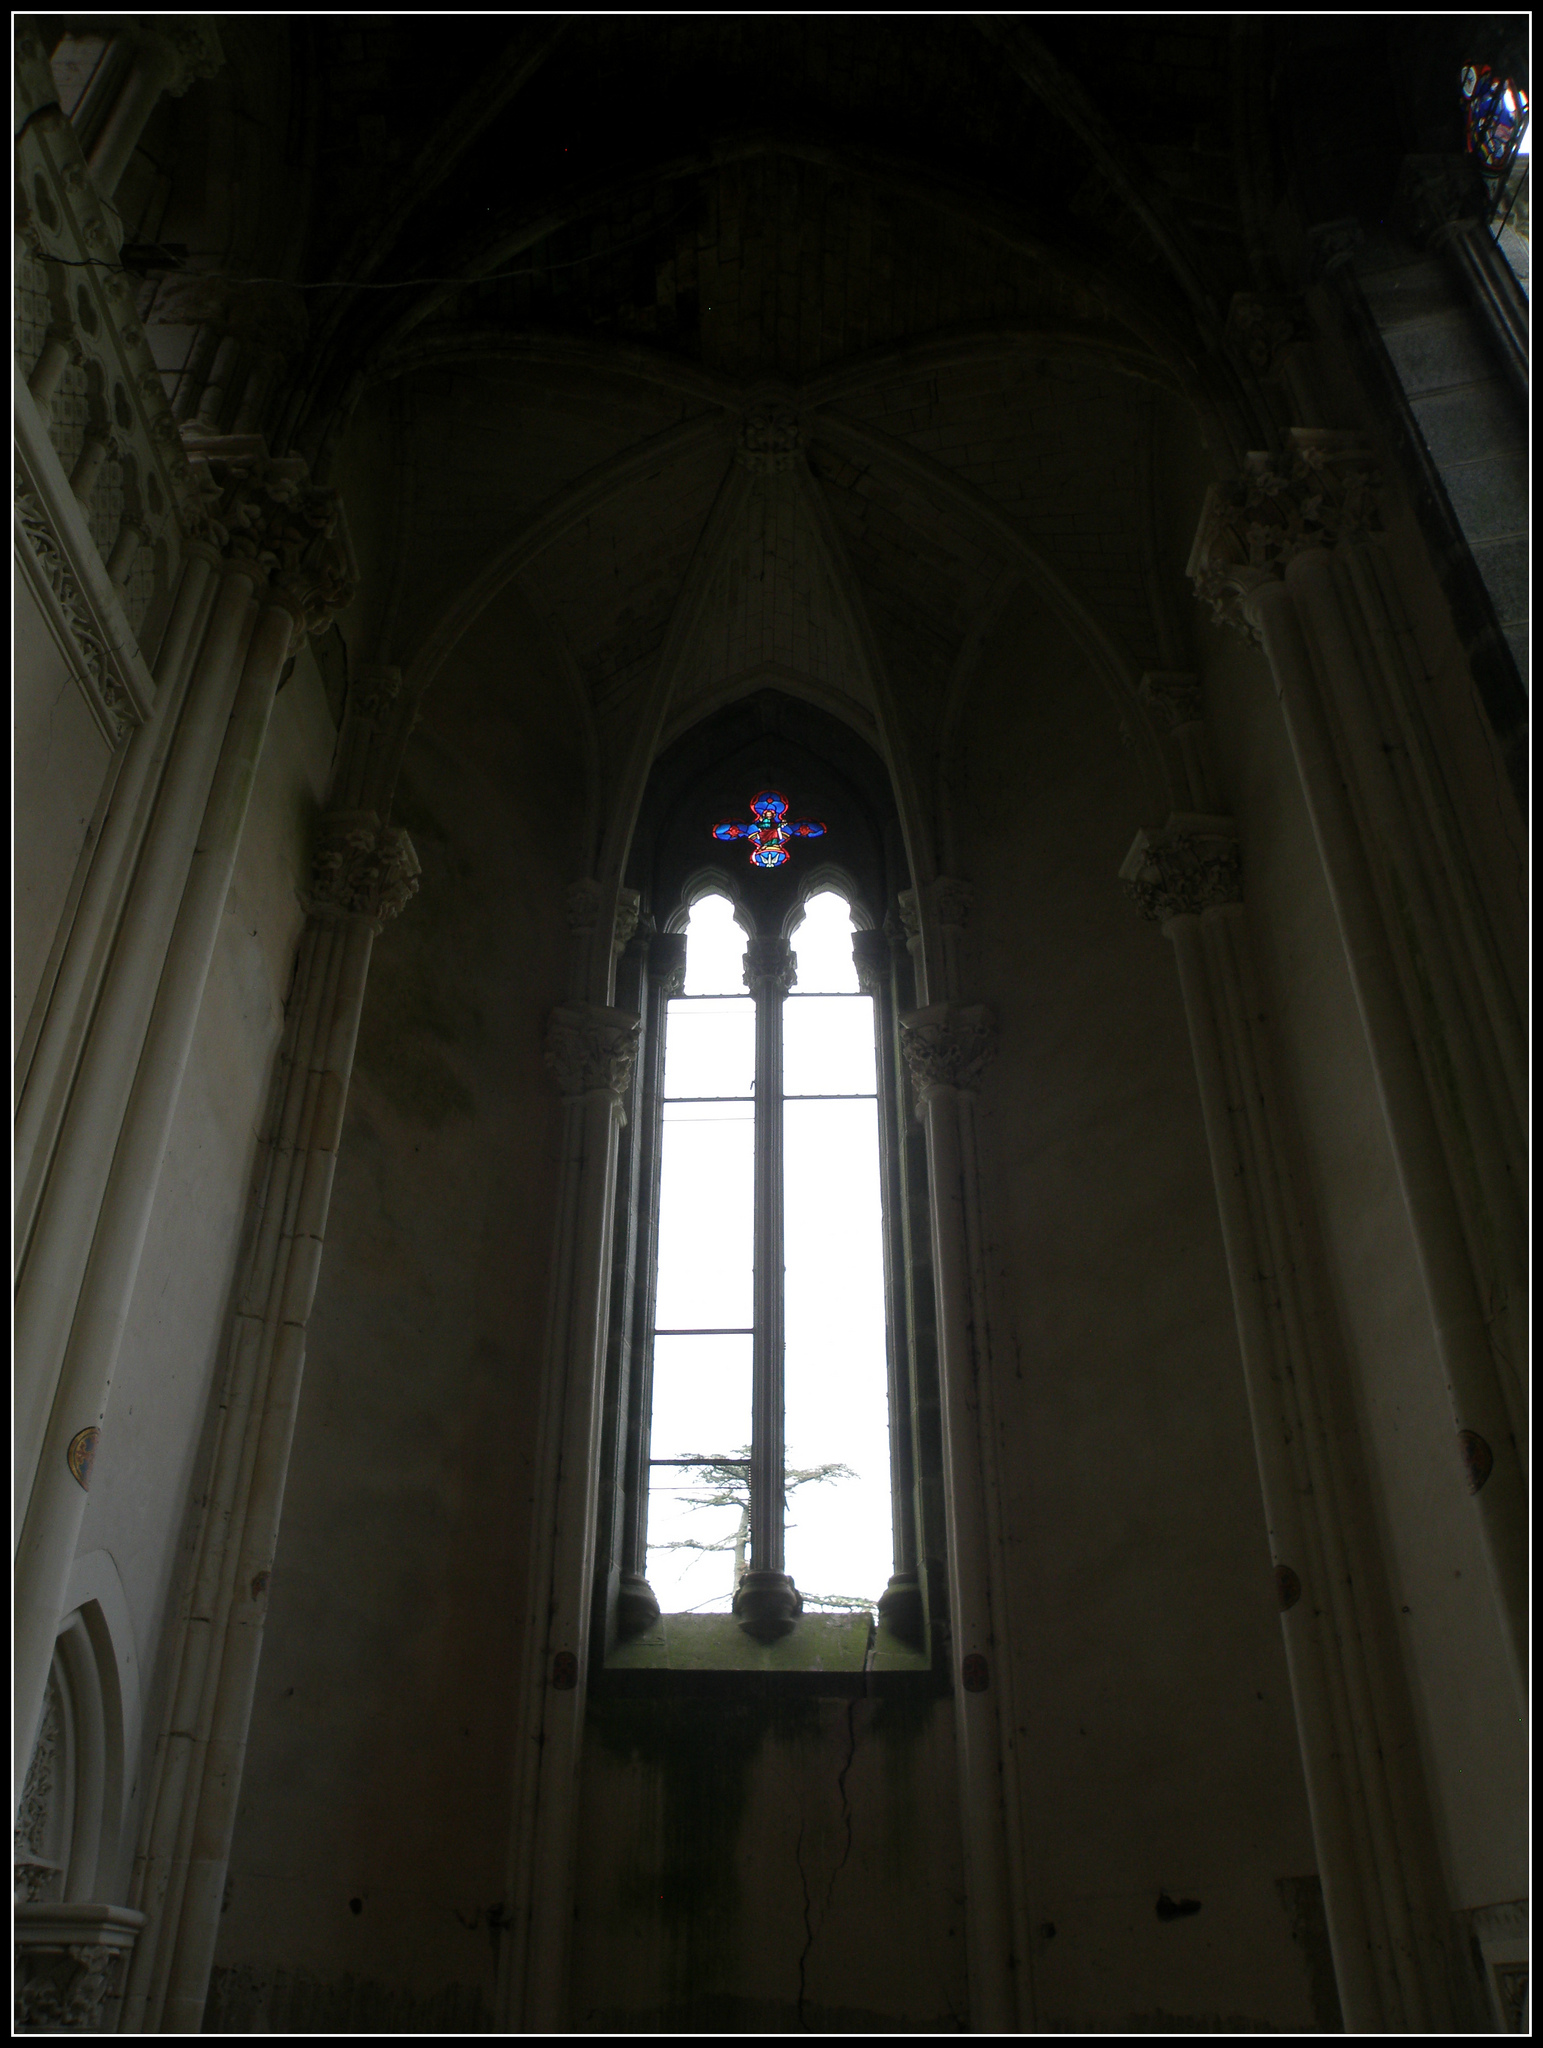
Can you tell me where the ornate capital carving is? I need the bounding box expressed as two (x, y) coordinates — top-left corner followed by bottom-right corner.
(350, 666), (403, 729)
(1394, 155), (1488, 248)
(1139, 672), (1205, 731)
(190, 447), (356, 643)
(851, 928), (890, 997)
(649, 932), (688, 999)
(899, 1004), (995, 1102)
(743, 936), (797, 996)
(13, 1904), (145, 2033)
(308, 812), (421, 930)
(1305, 217), (1365, 279)
(1187, 432), (1380, 638)
(895, 890), (921, 943)
(737, 402), (804, 474)
(1120, 815), (1242, 922)
(1224, 292), (1312, 379)
(147, 17), (225, 96)
(544, 1005), (641, 1101)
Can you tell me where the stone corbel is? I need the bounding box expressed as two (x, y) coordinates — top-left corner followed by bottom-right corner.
(188, 443), (358, 649)
(1119, 815), (1242, 923)
(742, 935), (797, 996)
(544, 1005), (642, 1105)
(898, 1004), (996, 1105)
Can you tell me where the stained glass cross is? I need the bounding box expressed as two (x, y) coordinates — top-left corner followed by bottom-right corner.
(712, 789), (827, 870)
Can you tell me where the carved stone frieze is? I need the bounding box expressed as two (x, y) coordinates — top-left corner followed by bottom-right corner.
(1138, 671), (1205, 731)
(13, 1904), (145, 2035)
(14, 479), (134, 740)
(1223, 292), (1311, 378)
(1187, 432), (1380, 639)
(13, 1679), (62, 1905)
(544, 1005), (642, 1101)
(899, 1004), (996, 1102)
(1120, 816), (1242, 922)
(742, 936), (797, 996)
(308, 812), (421, 930)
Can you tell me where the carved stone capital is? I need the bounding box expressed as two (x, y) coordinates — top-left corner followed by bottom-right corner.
(14, 1903), (145, 2034)
(307, 812), (421, 930)
(1139, 672), (1205, 732)
(649, 932), (689, 999)
(899, 1003), (995, 1102)
(743, 936), (797, 996)
(1394, 154), (1489, 248)
(545, 1005), (641, 1101)
(143, 17), (225, 96)
(1224, 292), (1311, 379)
(351, 666), (403, 729)
(1305, 217), (1365, 279)
(190, 447), (356, 643)
(1187, 432), (1380, 638)
(895, 890), (921, 943)
(1120, 815), (1242, 922)
(851, 928), (890, 997)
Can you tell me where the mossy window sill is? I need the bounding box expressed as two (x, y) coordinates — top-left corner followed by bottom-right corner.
(595, 1610), (943, 1698)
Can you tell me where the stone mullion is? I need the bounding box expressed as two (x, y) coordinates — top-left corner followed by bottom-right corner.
(505, 1002), (639, 2029)
(119, 909), (345, 2033)
(734, 937), (800, 1637)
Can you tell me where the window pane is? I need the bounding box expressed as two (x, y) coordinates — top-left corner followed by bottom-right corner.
(654, 1101), (753, 1330)
(647, 1334), (753, 1615)
(663, 996), (754, 1099)
(681, 892), (746, 995)
(791, 890), (861, 993)
(784, 994), (876, 1097)
(783, 1097), (892, 1607)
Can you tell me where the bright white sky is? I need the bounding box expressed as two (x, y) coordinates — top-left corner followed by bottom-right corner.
(647, 890), (893, 1614)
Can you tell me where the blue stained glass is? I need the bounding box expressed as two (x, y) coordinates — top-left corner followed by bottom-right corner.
(1462, 65), (1529, 173)
(712, 788), (827, 870)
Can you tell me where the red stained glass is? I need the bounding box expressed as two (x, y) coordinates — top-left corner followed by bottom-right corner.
(712, 789), (827, 870)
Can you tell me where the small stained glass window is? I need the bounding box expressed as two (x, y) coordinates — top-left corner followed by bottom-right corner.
(1461, 64), (1529, 177)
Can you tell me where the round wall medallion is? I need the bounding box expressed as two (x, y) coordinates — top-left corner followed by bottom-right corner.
(66, 1426), (100, 1490)
(1275, 1563), (1302, 1611)
(1458, 1430), (1493, 1494)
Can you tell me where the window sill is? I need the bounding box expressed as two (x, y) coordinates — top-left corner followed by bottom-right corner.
(595, 1610), (943, 1698)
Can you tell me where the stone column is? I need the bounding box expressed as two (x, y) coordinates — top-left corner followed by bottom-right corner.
(899, 1005), (1019, 2034)
(734, 934), (801, 1638)
(1188, 434), (1527, 1698)
(615, 931), (687, 1635)
(14, 454), (357, 1808)
(121, 814), (418, 2033)
(85, 20), (223, 202)
(502, 1001), (639, 2031)
(1121, 815), (1457, 2031)
(854, 928), (922, 1644)
(1395, 155), (1528, 399)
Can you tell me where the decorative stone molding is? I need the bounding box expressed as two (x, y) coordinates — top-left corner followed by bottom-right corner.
(1138, 671), (1205, 732)
(544, 1005), (641, 1101)
(1305, 218), (1366, 280)
(742, 936), (797, 996)
(1120, 815), (1242, 922)
(351, 666), (403, 728)
(1224, 292), (1312, 379)
(13, 1680), (63, 1906)
(14, 478), (135, 741)
(1187, 431), (1381, 639)
(895, 890), (921, 943)
(188, 447), (356, 643)
(146, 19), (227, 98)
(899, 1004), (996, 1102)
(737, 403), (804, 474)
(565, 878), (604, 933)
(851, 928), (890, 997)
(14, 1903), (145, 2034)
(307, 812), (421, 930)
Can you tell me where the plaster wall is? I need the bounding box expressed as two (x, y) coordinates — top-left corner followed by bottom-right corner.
(945, 594), (1330, 2033)
(74, 648), (335, 1902)
(212, 588), (585, 2027)
(14, 563), (115, 1049)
